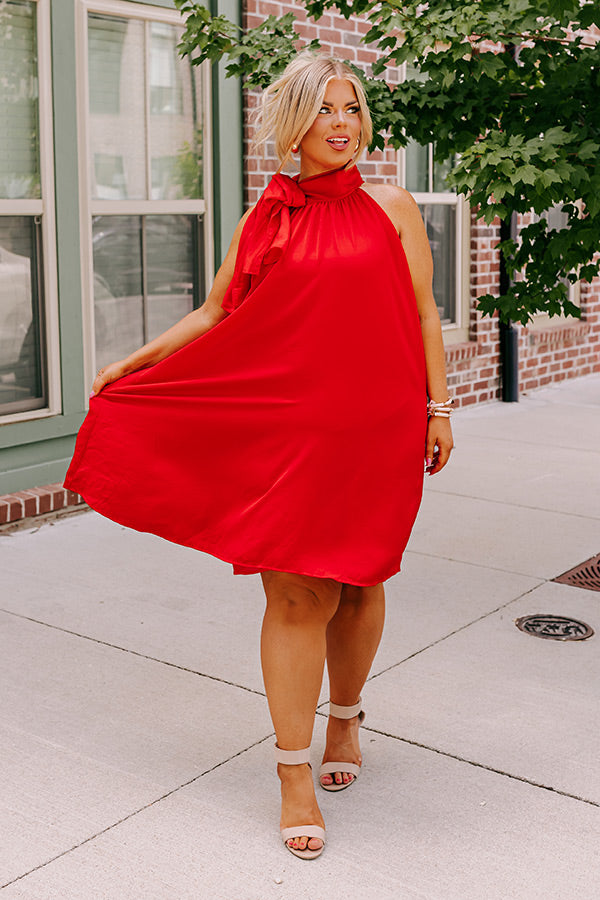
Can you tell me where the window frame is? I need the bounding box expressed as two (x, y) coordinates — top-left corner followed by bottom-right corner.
(397, 63), (470, 344)
(0, 0), (61, 424)
(397, 146), (470, 344)
(75, 0), (214, 395)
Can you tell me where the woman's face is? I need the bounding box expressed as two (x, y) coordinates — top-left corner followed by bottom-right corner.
(298, 78), (362, 179)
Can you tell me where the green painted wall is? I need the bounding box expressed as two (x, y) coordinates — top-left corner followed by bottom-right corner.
(210, 0), (244, 266)
(0, 0), (243, 495)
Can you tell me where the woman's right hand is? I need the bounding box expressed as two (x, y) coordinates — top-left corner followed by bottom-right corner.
(90, 360), (128, 397)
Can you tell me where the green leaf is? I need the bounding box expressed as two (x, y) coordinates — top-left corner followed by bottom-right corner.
(585, 192), (600, 217)
(516, 164), (538, 185)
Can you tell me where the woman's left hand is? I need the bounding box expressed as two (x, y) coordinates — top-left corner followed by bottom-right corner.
(425, 416), (454, 476)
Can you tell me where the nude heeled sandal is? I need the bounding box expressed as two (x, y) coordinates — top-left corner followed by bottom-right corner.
(274, 744), (326, 860)
(319, 697), (366, 792)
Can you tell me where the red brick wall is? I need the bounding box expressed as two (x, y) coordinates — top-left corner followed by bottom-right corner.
(0, 484), (85, 526)
(243, 0), (600, 406)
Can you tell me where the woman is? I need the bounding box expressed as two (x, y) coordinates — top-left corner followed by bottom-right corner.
(65, 53), (453, 861)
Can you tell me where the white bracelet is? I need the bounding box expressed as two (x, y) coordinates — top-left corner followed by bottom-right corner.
(427, 397), (454, 418)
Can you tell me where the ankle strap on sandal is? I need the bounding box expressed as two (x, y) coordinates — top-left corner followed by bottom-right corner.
(274, 743), (311, 765)
(329, 697), (362, 719)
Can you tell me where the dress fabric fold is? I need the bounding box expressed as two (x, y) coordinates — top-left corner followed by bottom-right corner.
(64, 164), (427, 586)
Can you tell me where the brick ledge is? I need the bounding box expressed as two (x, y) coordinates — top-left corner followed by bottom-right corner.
(526, 321), (591, 346)
(445, 341), (478, 363)
(0, 483), (86, 527)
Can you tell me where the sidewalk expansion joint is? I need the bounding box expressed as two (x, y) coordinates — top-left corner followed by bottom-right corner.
(425, 487), (600, 522)
(365, 727), (600, 809)
(368, 582), (541, 680)
(0, 606), (266, 700)
(0, 733), (275, 890)
(406, 547), (552, 580)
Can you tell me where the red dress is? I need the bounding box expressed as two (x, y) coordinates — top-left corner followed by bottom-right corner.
(64, 165), (427, 586)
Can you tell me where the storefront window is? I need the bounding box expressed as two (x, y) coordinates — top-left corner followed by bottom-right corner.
(86, 11), (206, 372)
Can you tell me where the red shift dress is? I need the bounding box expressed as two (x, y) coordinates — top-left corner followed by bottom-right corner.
(64, 164), (427, 586)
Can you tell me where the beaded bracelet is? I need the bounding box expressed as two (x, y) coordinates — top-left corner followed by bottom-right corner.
(427, 397), (454, 418)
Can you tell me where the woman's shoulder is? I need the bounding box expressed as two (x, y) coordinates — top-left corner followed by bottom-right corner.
(360, 181), (420, 234)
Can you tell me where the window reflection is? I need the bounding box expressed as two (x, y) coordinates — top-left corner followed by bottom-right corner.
(88, 14), (203, 201)
(418, 204), (456, 325)
(149, 23), (183, 115)
(405, 140), (428, 194)
(404, 129), (458, 325)
(88, 15), (146, 200)
(92, 215), (200, 369)
(0, 0), (40, 200)
(0, 217), (45, 412)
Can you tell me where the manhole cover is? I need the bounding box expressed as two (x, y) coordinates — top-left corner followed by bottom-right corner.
(515, 615), (594, 641)
(553, 553), (600, 592)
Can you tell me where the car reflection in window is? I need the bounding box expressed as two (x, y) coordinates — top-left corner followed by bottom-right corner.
(0, 245), (42, 406)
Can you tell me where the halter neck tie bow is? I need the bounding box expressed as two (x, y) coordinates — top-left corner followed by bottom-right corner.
(222, 174), (306, 313)
(221, 165), (363, 314)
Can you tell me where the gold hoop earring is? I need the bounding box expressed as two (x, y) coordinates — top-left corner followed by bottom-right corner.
(354, 139), (360, 151)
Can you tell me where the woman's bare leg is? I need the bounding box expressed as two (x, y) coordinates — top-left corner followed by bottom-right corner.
(260, 571), (342, 852)
(321, 582), (385, 786)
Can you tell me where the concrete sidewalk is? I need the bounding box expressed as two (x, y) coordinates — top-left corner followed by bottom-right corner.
(1, 375), (599, 899)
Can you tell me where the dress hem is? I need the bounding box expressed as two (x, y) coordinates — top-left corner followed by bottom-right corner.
(67, 483), (401, 588)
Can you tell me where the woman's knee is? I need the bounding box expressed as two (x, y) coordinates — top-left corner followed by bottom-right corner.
(262, 572), (342, 625)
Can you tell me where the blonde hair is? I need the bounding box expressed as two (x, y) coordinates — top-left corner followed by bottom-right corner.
(252, 52), (373, 171)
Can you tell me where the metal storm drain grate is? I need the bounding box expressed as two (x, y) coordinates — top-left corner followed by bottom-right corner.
(552, 553), (600, 592)
(515, 615), (594, 641)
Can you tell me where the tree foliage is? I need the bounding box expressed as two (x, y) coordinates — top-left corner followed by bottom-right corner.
(174, 0), (600, 323)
